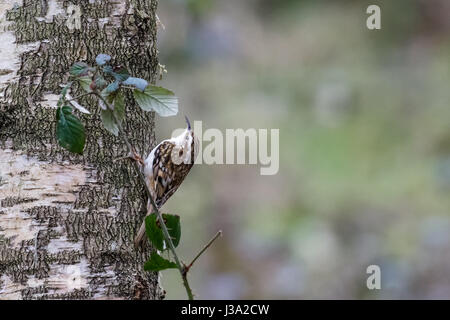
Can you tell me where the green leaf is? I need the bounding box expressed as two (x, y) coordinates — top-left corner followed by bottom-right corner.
(111, 92), (125, 123)
(95, 53), (111, 66)
(144, 252), (177, 272)
(69, 62), (89, 76)
(145, 213), (181, 250)
(94, 75), (108, 90)
(100, 92), (125, 136)
(101, 81), (120, 98)
(112, 66), (130, 82)
(77, 76), (92, 93)
(100, 109), (119, 136)
(122, 77), (148, 91)
(145, 214), (164, 251)
(56, 106), (86, 154)
(164, 214), (181, 248)
(61, 83), (70, 97)
(133, 85), (178, 117)
(103, 65), (114, 74)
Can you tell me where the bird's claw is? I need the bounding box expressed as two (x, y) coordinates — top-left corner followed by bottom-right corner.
(113, 149), (144, 166)
(130, 149), (145, 166)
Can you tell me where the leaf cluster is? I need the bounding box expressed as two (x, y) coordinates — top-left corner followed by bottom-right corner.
(144, 213), (182, 271)
(56, 54), (178, 154)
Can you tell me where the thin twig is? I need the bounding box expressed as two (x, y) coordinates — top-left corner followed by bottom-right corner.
(120, 85), (137, 90)
(94, 92), (194, 300)
(184, 230), (222, 274)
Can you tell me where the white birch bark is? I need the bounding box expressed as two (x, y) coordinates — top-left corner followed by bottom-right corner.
(0, 0), (161, 300)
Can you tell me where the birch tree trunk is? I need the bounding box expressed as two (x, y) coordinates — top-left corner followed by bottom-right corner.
(0, 0), (162, 299)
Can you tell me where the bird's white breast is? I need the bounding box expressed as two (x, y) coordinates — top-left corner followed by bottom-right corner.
(144, 140), (163, 180)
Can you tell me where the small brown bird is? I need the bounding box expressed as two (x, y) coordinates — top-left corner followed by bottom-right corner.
(134, 116), (199, 247)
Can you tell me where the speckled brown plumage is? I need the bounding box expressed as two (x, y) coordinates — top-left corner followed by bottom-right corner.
(149, 140), (195, 209)
(134, 119), (199, 247)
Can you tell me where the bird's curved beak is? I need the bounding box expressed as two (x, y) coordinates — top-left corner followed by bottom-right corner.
(185, 115), (191, 130)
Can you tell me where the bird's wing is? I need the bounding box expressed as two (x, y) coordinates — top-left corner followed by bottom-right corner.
(149, 140), (194, 208)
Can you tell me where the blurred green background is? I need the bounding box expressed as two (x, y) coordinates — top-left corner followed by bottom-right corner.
(154, 0), (450, 299)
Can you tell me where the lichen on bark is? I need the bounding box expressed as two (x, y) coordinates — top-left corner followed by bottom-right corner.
(0, 0), (162, 300)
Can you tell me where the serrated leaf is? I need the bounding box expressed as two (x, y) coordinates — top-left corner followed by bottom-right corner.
(122, 77), (148, 91)
(95, 53), (111, 66)
(100, 108), (119, 136)
(56, 106), (86, 154)
(133, 85), (178, 117)
(145, 214), (164, 251)
(77, 76), (92, 93)
(144, 252), (177, 272)
(164, 214), (181, 248)
(69, 62), (89, 76)
(145, 213), (181, 250)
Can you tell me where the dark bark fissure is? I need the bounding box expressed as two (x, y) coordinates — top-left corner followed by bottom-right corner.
(0, 0), (162, 299)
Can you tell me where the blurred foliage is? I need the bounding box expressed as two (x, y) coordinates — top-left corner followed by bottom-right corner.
(156, 0), (450, 299)
(186, 0), (215, 18)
